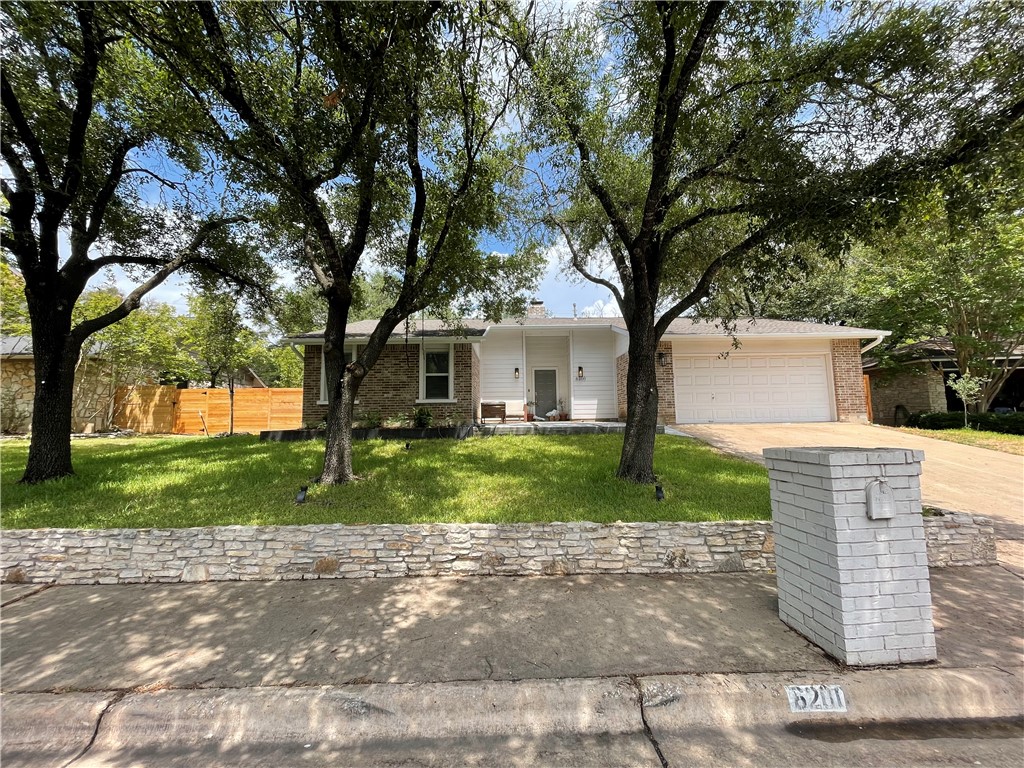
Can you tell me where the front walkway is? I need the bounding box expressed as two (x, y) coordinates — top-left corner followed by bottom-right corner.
(680, 422), (1024, 572)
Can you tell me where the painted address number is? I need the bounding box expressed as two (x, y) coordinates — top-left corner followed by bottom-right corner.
(786, 684), (848, 713)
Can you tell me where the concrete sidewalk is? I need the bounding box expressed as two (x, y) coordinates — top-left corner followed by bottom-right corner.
(2, 567), (1022, 766)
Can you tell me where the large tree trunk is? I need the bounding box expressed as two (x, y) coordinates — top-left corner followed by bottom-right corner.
(617, 325), (660, 483)
(320, 295), (355, 484)
(20, 314), (81, 484)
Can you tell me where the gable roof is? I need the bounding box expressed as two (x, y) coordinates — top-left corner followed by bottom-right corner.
(863, 336), (1024, 370)
(0, 336), (33, 357)
(284, 316), (888, 343)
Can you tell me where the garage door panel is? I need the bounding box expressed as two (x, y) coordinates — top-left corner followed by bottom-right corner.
(674, 352), (833, 424)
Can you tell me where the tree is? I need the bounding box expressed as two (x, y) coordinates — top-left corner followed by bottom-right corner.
(855, 159), (1024, 411)
(127, 1), (539, 483)
(499, 0), (1024, 481)
(180, 290), (264, 434)
(1, 2), (267, 482)
(948, 373), (987, 427)
(72, 284), (186, 429)
(1, 262), (30, 335)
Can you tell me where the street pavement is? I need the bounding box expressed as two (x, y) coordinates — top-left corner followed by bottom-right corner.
(2, 565), (1022, 767)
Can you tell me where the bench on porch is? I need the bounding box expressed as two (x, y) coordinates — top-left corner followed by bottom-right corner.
(481, 401), (507, 423)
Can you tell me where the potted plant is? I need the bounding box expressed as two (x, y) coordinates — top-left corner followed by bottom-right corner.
(557, 397), (569, 421)
(525, 400), (536, 422)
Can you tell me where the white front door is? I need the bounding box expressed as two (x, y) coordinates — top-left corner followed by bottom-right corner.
(673, 353), (833, 423)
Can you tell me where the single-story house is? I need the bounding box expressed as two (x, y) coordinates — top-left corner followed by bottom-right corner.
(285, 301), (888, 426)
(864, 338), (1024, 426)
(0, 335), (114, 433)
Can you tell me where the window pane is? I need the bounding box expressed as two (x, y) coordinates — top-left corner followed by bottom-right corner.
(425, 351), (449, 375)
(425, 375), (449, 399)
(344, 350), (353, 364)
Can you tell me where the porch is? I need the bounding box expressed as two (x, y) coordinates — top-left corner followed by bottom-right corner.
(477, 421), (665, 436)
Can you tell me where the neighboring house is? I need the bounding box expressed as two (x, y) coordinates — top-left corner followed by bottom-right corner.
(286, 301), (888, 426)
(864, 338), (1024, 426)
(0, 335), (114, 433)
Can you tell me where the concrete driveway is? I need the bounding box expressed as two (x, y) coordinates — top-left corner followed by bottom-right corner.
(679, 423), (1024, 569)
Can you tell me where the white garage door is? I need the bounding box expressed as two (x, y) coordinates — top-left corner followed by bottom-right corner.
(673, 353), (833, 423)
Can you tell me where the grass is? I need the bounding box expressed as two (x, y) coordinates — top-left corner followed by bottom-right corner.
(895, 427), (1024, 456)
(0, 434), (770, 530)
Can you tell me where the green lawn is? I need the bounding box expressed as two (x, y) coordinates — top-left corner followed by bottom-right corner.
(895, 427), (1024, 456)
(0, 434), (770, 530)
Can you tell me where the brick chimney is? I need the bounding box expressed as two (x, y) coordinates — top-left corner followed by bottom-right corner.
(526, 299), (546, 318)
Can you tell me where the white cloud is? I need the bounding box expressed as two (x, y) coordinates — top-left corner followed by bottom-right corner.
(578, 298), (621, 317)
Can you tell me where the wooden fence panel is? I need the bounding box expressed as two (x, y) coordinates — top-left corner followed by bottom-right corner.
(863, 374), (873, 423)
(113, 386), (176, 433)
(113, 386), (303, 434)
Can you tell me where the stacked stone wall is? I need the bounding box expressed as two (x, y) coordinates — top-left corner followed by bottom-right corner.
(1, 512), (993, 586)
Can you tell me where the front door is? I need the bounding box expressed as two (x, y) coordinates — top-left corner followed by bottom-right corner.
(534, 369), (558, 417)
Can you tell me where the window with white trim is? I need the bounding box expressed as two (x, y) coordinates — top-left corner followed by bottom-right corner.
(421, 342), (453, 401)
(319, 346), (354, 404)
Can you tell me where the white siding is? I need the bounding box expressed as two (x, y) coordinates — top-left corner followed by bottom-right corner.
(572, 329), (617, 420)
(479, 329), (526, 413)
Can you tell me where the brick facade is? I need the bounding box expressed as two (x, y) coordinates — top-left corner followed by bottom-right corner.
(301, 343), (476, 426)
(868, 365), (947, 426)
(613, 341), (676, 423)
(615, 353), (627, 419)
(655, 340), (676, 424)
(766, 447), (936, 666)
(830, 338), (868, 422)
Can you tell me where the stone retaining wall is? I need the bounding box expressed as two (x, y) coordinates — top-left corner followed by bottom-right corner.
(923, 511), (997, 567)
(0, 513), (993, 586)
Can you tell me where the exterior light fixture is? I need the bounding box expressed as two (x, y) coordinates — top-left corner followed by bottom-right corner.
(657, 351), (667, 367)
(577, 366), (584, 380)
(514, 367), (520, 379)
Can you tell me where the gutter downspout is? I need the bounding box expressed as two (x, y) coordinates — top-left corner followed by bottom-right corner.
(860, 334), (888, 355)
(287, 342), (304, 361)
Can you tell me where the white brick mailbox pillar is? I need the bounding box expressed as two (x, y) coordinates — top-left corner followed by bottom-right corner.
(763, 447), (936, 666)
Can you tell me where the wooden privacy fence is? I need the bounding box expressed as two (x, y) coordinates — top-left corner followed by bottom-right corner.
(863, 374), (873, 423)
(114, 386), (303, 435)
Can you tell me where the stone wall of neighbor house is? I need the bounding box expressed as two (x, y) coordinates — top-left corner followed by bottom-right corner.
(1, 358), (35, 433)
(868, 366), (948, 426)
(0, 512), (993, 585)
(1, 357), (114, 433)
(302, 343), (476, 426)
(830, 339), (868, 422)
(613, 342), (675, 423)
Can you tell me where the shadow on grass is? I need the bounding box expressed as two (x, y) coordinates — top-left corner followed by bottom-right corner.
(0, 434), (771, 530)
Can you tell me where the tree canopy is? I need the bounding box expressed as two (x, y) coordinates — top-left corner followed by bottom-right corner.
(1, 1), (270, 482)
(498, 0), (1024, 480)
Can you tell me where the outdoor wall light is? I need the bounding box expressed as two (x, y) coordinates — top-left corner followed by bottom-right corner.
(577, 366), (584, 380)
(514, 367), (520, 379)
(657, 351), (667, 367)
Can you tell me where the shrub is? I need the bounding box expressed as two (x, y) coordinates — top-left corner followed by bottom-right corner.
(357, 411), (383, 429)
(412, 407), (434, 429)
(913, 411), (1024, 435)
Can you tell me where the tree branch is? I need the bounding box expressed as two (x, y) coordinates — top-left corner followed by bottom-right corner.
(0, 71), (54, 189)
(550, 217), (624, 307)
(70, 216), (250, 344)
(58, 3), (105, 205)
(654, 224), (777, 338)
